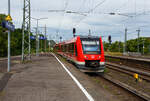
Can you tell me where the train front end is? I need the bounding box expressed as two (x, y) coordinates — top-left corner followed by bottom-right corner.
(76, 36), (105, 73)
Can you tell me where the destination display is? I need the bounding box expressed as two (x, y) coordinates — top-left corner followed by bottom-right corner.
(82, 40), (99, 45)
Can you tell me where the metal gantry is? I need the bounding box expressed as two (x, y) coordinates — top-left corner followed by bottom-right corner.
(22, 0), (31, 61)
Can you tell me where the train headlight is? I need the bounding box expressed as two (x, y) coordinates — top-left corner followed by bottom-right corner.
(84, 56), (88, 59)
(100, 62), (105, 65)
(98, 56), (101, 59)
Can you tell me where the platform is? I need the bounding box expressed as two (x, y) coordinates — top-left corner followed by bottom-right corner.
(0, 54), (90, 101)
(0, 54), (119, 101)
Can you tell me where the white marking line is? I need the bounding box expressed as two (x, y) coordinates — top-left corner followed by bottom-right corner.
(52, 53), (94, 101)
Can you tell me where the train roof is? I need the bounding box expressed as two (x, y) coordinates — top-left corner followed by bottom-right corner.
(78, 35), (100, 39)
(55, 35), (102, 45)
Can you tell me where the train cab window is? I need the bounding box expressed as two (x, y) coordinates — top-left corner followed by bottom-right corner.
(81, 38), (101, 54)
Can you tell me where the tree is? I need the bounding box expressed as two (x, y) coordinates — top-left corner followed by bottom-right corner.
(0, 14), (7, 57)
(104, 37), (150, 54)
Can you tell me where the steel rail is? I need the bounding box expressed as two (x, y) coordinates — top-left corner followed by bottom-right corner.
(106, 65), (150, 82)
(101, 75), (150, 101)
(105, 55), (150, 63)
(106, 62), (150, 82)
(107, 62), (150, 76)
(56, 53), (150, 101)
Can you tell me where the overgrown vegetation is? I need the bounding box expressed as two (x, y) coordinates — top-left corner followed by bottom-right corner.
(104, 38), (150, 54)
(0, 14), (55, 57)
(1, 13), (150, 57)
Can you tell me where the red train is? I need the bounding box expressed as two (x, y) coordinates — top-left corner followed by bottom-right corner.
(54, 36), (105, 73)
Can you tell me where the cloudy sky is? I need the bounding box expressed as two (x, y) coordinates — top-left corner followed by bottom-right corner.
(0, 0), (150, 42)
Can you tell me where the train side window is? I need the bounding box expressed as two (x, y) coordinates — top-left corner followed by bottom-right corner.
(62, 45), (63, 52)
(67, 44), (69, 52)
(63, 45), (65, 52)
(75, 45), (77, 56)
(72, 43), (74, 54)
(65, 45), (67, 52)
(71, 43), (74, 54)
(68, 43), (74, 54)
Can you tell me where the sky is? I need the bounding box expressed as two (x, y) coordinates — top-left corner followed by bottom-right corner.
(0, 0), (150, 42)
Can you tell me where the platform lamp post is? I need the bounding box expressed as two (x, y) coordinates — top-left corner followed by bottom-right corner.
(38, 25), (47, 52)
(31, 17), (48, 56)
(1, 0), (15, 72)
(8, 0), (11, 72)
(136, 29), (140, 53)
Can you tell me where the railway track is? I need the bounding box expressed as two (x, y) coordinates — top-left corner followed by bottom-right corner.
(106, 62), (150, 82)
(86, 72), (150, 101)
(100, 74), (150, 101)
(105, 55), (150, 72)
(105, 55), (150, 63)
(57, 54), (150, 101)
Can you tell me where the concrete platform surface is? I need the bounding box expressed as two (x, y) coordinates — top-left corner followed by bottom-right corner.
(0, 55), (88, 101)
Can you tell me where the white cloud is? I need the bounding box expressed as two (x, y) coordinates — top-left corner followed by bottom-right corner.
(0, 0), (150, 41)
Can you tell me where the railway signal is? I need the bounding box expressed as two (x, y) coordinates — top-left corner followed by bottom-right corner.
(73, 28), (76, 37)
(60, 36), (62, 42)
(108, 35), (112, 44)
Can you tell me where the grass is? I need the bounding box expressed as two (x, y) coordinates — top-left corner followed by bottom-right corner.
(103, 85), (108, 89)
(0, 91), (5, 97)
(106, 58), (121, 62)
(92, 78), (101, 83)
(105, 52), (123, 56)
(104, 68), (110, 73)
(21, 60), (32, 64)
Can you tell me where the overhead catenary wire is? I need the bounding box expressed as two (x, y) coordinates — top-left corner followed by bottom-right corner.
(74, 0), (107, 27)
(77, 0), (87, 12)
(11, 0), (150, 42)
(113, 0), (129, 13)
(87, 0), (107, 13)
(56, 0), (70, 40)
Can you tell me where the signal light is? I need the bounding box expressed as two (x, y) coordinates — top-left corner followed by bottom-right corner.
(97, 56), (101, 59)
(73, 28), (76, 33)
(84, 56), (88, 59)
(73, 28), (76, 37)
(108, 35), (112, 44)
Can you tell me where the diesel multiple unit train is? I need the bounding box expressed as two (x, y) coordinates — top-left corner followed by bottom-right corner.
(54, 36), (105, 73)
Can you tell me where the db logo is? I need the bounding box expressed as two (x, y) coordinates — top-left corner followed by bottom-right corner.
(91, 56), (95, 58)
